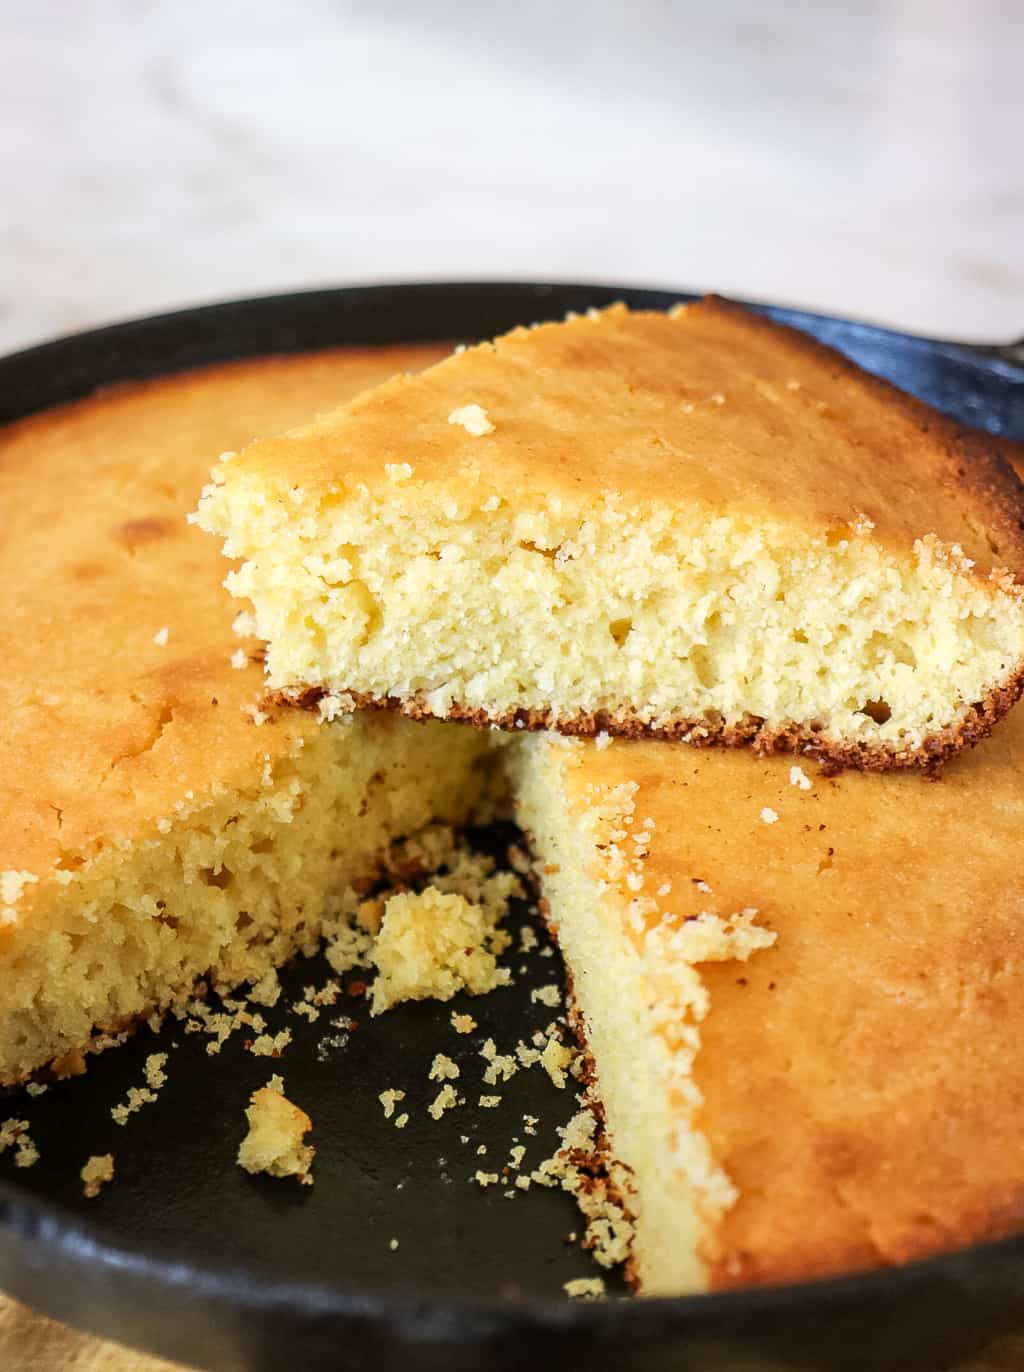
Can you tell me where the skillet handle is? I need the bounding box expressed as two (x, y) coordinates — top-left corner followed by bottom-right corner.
(958, 338), (1024, 369)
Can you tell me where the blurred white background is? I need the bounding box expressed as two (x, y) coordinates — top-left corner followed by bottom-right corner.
(1, 0), (1021, 351)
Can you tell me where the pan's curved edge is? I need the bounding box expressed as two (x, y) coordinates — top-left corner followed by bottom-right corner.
(1, 280), (1021, 434)
(4, 1175), (1024, 1372)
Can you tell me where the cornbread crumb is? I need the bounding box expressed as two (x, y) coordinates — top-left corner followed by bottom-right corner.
(760, 807), (779, 824)
(112, 1089), (156, 1125)
(474, 1170), (500, 1187)
(531, 984), (562, 1008)
(509, 1144), (526, 1170)
(230, 648), (248, 670)
(249, 1028), (292, 1058)
(394, 1113), (409, 1130)
(518, 923), (539, 952)
(111, 1055), (168, 1127)
(534, 1110), (635, 1269)
(515, 1042), (542, 1069)
(379, 1088), (406, 1120)
(789, 765), (812, 790)
(541, 1036), (573, 1089)
(451, 1012), (476, 1034)
(0, 1119), (39, 1168)
(516, 1175), (531, 1191)
(564, 1277), (605, 1300)
(428, 1084), (458, 1120)
(144, 1052), (168, 1090)
(0, 869), (37, 925)
(370, 886), (511, 1014)
(81, 1154), (115, 1199)
(324, 923), (373, 977)
(237, 1076), (314, 1184)
(480, 1038), (518, 1085)
(25, 1083), (48, 1098)
(389, 1237), (400, 1251)
(152, 627), (169, 647)
(429, 1053), (459, 1082)
(317, 692), (355, 723)
(448, 403), (495, 437)
(249, 969), (282, 1008)
(479, 1094), (502, 1109)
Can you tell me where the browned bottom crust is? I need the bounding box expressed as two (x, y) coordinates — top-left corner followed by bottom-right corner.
(269, 669), (1024, 775)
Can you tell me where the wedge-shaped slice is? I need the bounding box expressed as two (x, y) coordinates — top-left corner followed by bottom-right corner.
(511, 723), (1024, 1294)
(0, 343), (495, 1086)
(197, 297), (1024, 770)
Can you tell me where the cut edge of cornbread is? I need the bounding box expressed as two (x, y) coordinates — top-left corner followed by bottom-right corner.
(0, 713), (491, 1087)
(238, 500), (1024, 771)
(510, 735), (776, 1294)
(195, 302), (1024, 773)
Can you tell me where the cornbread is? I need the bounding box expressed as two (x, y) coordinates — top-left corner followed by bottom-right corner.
(80, 1154), (115, 1199)
(197, 298), (1024, 770)
(0, 343), (498, 1086)
(512, 711), (1024, 1293)
(7, 330), (1024, 1301)
(237, 1076), (314, 1183)
(370, 886), (511, 1014)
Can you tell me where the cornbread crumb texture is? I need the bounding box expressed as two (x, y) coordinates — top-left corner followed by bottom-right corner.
(529, 1109), (635, 1270)
(564, 1276), (605, 1300)
(110, 1053), (169, 1126)
(0, 1119), (38, 1169)
(514, 731), (777, 1293)
(370, 886), (511, 1014)
(81, 1153), (115, 1199)
(237, 1075), (314, 1184)
(198, 298), (1024, 768)
(519, 712), (1024, 1290)
(0, 343), (454, 1087)
(378, 1088), (405, 1120)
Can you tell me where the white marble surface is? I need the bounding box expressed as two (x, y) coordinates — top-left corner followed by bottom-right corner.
(1, 0), (1021, 353)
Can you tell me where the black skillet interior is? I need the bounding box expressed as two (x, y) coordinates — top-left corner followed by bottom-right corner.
(1, 283), (1023, 1372)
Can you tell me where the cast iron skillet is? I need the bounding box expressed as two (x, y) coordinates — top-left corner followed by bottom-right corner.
(0, 283), (1023, 1372)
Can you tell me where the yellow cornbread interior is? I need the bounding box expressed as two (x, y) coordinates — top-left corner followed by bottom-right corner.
(510, 735), (776, 1294)
(0, 711), (490, 1085)
(238, 1077), (314, 1182)
(200, 469), (1024, 756)
(0, 342), (467, 1087)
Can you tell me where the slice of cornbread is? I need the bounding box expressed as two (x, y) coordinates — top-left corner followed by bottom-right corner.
(0, 343), (497, 1086)
(511, 718), (1024, 1294)
(196, 297), (1024, 771)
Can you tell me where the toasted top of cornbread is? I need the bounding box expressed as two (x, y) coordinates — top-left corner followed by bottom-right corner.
(0, 345), (448, 916)
(550, 724), (1024, 1287)
(218, 298), (1024, 579)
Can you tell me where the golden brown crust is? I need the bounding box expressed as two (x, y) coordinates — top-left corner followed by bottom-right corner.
(270, 667), (1024, 775)
(0, 343), (450, 1082)
(0, 343), (449, 888)
(698, 297), (1024, 574)
(543, 699), (1024, 1288)
(231, 296), (1024, 581)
